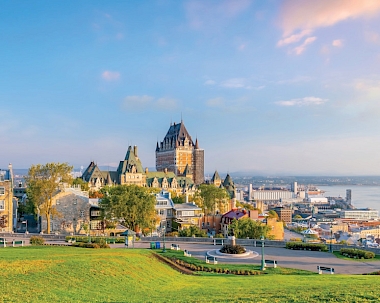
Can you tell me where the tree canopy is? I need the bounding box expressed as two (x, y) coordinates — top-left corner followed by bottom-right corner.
(229, 218), (271, 239)
(197, 184), (229, 215)
(25, 162), (73, 234)
(99, 185), (157, 232)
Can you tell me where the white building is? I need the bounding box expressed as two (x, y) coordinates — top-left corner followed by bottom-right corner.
(340, 209), (379, 220)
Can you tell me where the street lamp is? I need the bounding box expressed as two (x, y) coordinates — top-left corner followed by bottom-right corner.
(330, 224), (333, 253)
(162, 226), (166, 252)
(260, 235), (266, 271)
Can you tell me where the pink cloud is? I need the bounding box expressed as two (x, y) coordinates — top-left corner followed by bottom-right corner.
(279, 0), (380, 37)
(102, 71), (120, 81)
(332, 39), (343, 47)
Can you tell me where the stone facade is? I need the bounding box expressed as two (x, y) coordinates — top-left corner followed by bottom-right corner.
(156, 121), (204, 185)
(0, 165), (14, 233)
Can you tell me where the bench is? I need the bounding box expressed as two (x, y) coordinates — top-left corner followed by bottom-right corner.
(13, 240), (24, 247)
(205, 256), (218, 264)
(171, 244), (180, 250)
(0, 240), (24, 247)
(184, 249), (192, 257)
(265, 260), (277, 268)
(213, 239), (224, 245)
(317, 266), (334, 274)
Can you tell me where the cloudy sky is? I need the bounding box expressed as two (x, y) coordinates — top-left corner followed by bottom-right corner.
(2, 0), (380, 175)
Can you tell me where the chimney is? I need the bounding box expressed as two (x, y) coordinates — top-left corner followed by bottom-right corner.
(133, 145), (138, 157)
(145, 167), (149, 174)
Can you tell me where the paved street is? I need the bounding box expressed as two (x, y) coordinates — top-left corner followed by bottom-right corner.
(112, 241), (380, 275)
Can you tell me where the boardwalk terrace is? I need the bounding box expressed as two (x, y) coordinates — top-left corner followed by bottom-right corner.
(155, 120), (204, 185)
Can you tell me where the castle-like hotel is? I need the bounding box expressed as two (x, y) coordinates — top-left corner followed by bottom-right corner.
(81, 120), (204, 195)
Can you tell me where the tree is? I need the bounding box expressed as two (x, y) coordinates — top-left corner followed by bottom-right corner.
(267, 210), (279, 220)
(197, 184), (229, 215)
(99, 185), (157, 232)
(178, 225), (207, 237)
(72, 177), (89, 191)
(25, 163), (73, 234)
(229, 218), (271, 239)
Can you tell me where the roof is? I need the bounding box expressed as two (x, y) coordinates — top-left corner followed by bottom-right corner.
(211, 170), (221, 182)
(222, 209), (248, 220)
(158, 121), (194, 151)
(117, 146), (144, 174)
(174, 202), (201, 211)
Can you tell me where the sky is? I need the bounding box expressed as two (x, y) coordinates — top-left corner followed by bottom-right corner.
(2, 0), (380, 176)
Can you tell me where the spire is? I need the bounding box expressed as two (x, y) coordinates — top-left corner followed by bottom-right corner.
(156, 141), (159, 151)
(195, 138), (199, 149)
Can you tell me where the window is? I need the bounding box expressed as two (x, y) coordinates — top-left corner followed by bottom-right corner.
(0, 187), (4, 195)
(0, 200), (5, 210)
(159, 210), (165, 215)
(80, 210), (85, 218)
(167, 209), (172, 216)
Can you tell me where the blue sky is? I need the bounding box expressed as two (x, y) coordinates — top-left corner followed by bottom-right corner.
(2, 0), (380, 175)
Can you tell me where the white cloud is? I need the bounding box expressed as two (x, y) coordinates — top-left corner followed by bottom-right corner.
(332, 39), (343, 47)
(277, 29), (312, 47)
(220, 78), (246, 88)
(277, 76), (312, 84)
(204, 80), (216, 85)
(102, 71), (120, 81)
(156, 98), (178, 110)
(123, 95), (154, 109)
(292, 36), (317, 55)
(276, 96), (328, 107)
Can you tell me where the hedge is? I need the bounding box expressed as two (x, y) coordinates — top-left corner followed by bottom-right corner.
(286, 242), (328, 252)
(340, 248), (375, 259)
(71, 242), (110, 249)
(65, 236), (125, 244)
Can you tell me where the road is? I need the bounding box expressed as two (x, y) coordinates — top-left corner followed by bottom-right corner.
(111, 241), (380, 275)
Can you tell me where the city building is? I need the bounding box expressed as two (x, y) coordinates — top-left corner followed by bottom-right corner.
(0, 164), (14, 233)
(81, 145), (196, 195)
(340, 209), (379, 220)
(155, 120), (204, 185)
(271, 206), (293, 224)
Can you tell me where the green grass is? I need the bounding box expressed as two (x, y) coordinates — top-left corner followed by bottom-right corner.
(0, 246), (379, 302)
(332, 251), (380, 261)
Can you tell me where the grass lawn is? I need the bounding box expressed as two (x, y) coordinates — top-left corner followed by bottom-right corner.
(0, 246), (379, 302)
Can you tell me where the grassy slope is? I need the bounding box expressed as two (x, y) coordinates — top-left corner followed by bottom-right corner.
(0, 247), (378, 303)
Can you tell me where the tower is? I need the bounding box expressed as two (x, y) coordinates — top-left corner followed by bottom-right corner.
(156, 120), (204, 185)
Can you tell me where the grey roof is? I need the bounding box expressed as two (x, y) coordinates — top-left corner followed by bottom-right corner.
(211, 170), (221, 182)
(174, 202), (201, 211)
(117, 146), (144, 174)
(158, 121), (194, 151)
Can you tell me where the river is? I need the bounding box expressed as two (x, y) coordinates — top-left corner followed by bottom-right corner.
(318, 185), (380, 210)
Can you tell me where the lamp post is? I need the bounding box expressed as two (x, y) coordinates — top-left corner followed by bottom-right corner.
(260, 235), (266, 271)
(162, 226), (166, 252)
(330, 225), (333, 253)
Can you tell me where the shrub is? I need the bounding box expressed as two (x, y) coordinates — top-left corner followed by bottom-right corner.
(340, 248), (375, 259)
(30, 236), (45, 245)
(286, 242), (328, 252)
(220, 244), (246, 254)
(289, 238), (302, 242)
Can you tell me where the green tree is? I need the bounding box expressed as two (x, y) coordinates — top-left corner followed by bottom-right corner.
(197, 184), (229, 215)
(100, 185), (157, 232)
(72, 177), (89, 191)
(229, 218), (271, 239)
(178, 225), (207, 237)
(25, 162), (73, 234)
(267, 210), (279, 220)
